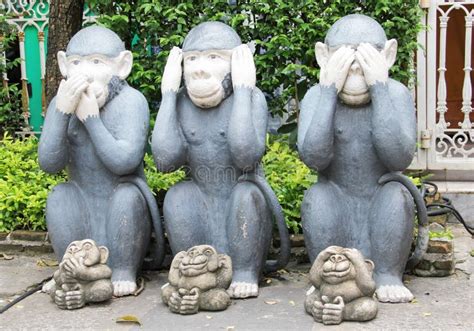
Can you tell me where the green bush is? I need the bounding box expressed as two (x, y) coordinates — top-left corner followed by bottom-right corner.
(88, 0), (422, 135)
(0, 84), (24, 136)
(263, 137), (316, 233)
(0, 12), (25, 135)
(144, 153), (186, 192)
(0, 135), (65, 232)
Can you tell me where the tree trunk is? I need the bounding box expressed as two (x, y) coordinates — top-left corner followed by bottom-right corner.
(45, 0), (85, 105)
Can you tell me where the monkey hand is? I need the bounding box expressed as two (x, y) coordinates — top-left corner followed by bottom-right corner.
(179, 288), (200, 315)
(168, 291), (183, 313)
(355, 43), (389, 86)
(62, 257), (87, 280)
(311, 300), (325, 323)
(343, 248), (366, 266)
(64, 288), (85, 310)
(162, 46), (183, 94)
(317, 246), (342, 264)
(56, 74), (89, 115)
(54, 289), (67, 309)
(76, 87), (100, 122)
(231, 44), (256, 89)
(322, 295), (345, 325)
(319, 46), (354, 93)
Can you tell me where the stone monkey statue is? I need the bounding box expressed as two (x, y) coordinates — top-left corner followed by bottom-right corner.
(152, 21), (290, 299)
(52, 239), (113, 310)
(162, 245), (232, 314)
(305, 246), (378, 325)
(38, 26), (165, 297)
(298, 14), (428, 303)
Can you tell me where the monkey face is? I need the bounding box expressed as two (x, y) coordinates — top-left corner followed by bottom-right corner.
(339, 52), (371, 106)
(321, 253), (355, 285)
(63, 239), (108, 266)
(58, 50), (132, 108)
(324, 45), (371, 106)
(183, 50), (232, 109)
(179, 245), (219, 277)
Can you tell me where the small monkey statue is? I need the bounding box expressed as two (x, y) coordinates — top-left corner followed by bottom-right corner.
(52, 239), (113, 310)
(162, 245), (232, 314)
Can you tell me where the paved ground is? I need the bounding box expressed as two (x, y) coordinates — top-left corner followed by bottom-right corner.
(0, 224), (472, 330)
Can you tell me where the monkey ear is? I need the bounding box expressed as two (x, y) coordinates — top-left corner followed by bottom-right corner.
(57, 51), (68, 78)
(218, 254), (231, 269)
(314, 42), (329, 68)
(116, 50), (133, 80)
(383, 39), (398, 69)
(99, 246), (109, 264)
(364, 259), (375, 273)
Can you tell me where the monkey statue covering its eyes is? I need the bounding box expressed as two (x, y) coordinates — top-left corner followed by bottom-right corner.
(162, 245), (233, 315)
(298, 14), (428, 303)
(52, 239), (113, 310)
(305, 246), (378, 325)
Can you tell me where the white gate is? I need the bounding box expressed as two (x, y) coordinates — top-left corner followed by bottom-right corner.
(415, 0), (474, 170)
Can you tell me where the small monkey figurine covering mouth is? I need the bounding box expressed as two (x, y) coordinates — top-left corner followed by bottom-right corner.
(52, 239), (113, 310)
(162, 245), (233, 315)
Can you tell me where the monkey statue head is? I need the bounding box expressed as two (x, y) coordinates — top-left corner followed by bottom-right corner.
(178, 245), (227, 277)
(315, 14), (397, 106)
(310, 246), (375, 295)
(62, 239), (109, 267)
(182, 21), (241, 109)
(57, 26), (132, 109)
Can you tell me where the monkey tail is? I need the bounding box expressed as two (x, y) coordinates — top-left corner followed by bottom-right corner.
(378, 172), (429, 271)
(120, 176), (165, 269)
(237, 172), (291, 273)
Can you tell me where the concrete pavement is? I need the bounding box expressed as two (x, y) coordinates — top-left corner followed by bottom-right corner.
(0, 224), (472, 330)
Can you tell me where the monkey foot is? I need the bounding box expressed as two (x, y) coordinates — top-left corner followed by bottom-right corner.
(112, 280), (137, 297)
(376, 284), (414, 303)
(227, 281), (259, 299)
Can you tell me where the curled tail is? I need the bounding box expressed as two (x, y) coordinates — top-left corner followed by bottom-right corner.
(378, 172), (429, 271)
(238, 173), (290, 273)
(120, 176), (165, 269)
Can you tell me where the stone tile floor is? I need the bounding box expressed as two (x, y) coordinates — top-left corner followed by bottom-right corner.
(0, 224), (472, 330)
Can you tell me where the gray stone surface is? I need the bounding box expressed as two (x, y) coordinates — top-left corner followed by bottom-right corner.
(51, 239), (113, 310)
(0, 224), (472, 330)
(298, 14), (428, 303)
(162, 245), (232, 314)
(152, 21), (290, 299)
(305, 246), (377, 325)
(38, 26), (165, 297)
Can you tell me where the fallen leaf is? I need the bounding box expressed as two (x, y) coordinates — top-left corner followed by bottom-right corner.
(423, 312), (432, 317)
(0, 253), (14, 260)
(16, 305), (24, 309)
(36, 258), (58, 267)
(206, 315), (213, 320)
(289, 300), (295, 306)
(226, 327), (235, 331)
(410, 299), (418, 304)
(264, 300), (278, 305)
(266, 279), (272, 284)
(116, 315), (141, 326)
